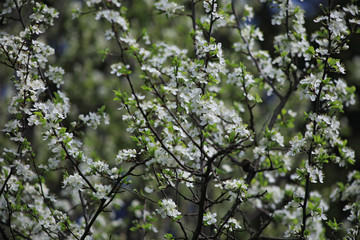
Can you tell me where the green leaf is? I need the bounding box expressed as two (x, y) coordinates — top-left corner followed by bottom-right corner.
(164, 233), (174, 240)
(59, 127), (66, 135)
(308, 201), (314, 210)
(229, 131), (236, 143)
(306, 46), (315, 55)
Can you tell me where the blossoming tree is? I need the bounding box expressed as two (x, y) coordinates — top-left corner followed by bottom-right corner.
(0, 0), (359, 239)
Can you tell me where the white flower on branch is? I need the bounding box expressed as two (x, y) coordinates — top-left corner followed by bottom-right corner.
(203, 212), (217, 225)
(224, 218), (241, 231)
(115, 149), (137, 164)
(156, 198), (181, 220)
(215, 179), (247, 200)
(63, 173), (86, 192)
(95, 10), (128, 31)
(93, 184), (111, 200)
(154, 0), (184, 17)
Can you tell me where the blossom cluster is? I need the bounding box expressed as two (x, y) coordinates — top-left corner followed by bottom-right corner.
(0, 0), (359, 239)
(156, 199), (181, 220)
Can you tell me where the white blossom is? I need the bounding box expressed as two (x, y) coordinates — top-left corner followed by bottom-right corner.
(154, 0), (184, 17)
(115, 149), (137, 164)
(63, 173), (86, 192)
(93, 184), (111, 200)
(224, 218), (241, 231)
(156, 199), (181, 219)
(215, 179), (247, 200)
(95, 10), (128, 30)
(203, 212), (217, 225)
